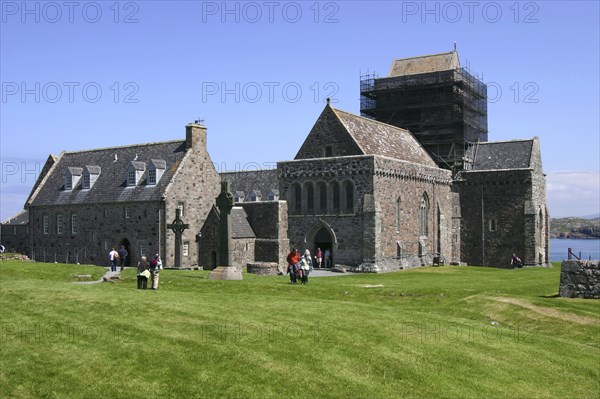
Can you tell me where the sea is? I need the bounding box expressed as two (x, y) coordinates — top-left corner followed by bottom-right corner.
(550, 238), (600, 262)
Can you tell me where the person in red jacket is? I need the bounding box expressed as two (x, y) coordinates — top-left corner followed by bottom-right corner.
(286, 248), (301, 284)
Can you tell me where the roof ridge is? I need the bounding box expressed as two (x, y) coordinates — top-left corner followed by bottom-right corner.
(331, 107), (412, 133)
(63, 139), (184, 155)
(391, 50), (455, 63)
(479, 138), (534, 145)
(329, 107), (367, 154)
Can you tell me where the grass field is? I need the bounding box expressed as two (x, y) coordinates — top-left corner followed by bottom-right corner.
(1, 261), (598, 398)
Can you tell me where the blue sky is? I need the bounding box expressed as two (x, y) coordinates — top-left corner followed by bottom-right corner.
(1, 0), (599, 220)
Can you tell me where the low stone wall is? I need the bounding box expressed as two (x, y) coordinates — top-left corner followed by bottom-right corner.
(353, 254), (434, 273)
(559, 260), (600, 299)
(246, 262), (279, 276)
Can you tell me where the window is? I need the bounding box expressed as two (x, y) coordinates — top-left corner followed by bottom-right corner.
(183, 242), (189, 256)
(293, 183), (301, 214)
(56, 214), (63, 235)
(71, 214), (78, 235)
(489, 219), (497, 232)
(332, 181), (340, 211)
(125, 207), (130, 219)
(148, 169), (156, 185)
(140, 243), (147, 256)
(318, 182), (327, 213)
(104, 209), (108, 218)
(396, 196), (402, 232)
(177, 202), (185, 216)
(419, 193), (429, 237)
(43, 216), (49, 235)
(82, 174), (90, 189)
(324, 145), (334, 157)
(127, 169), (136, 186)
(306, 183), (314, 212)
(344, 181), (354, 212)
(65, 176), (72, 190)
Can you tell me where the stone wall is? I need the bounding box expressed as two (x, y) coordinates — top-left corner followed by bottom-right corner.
(0, 223), (30, 255)
(559, 260), (600, 298)
(279, 156), (374, 266)
(458, 169), (532, 268)
(164, 124), (221, 267)
(28, 201), (162, 266)
(242, 201), (289, 271)
(373, 156), (453, 263)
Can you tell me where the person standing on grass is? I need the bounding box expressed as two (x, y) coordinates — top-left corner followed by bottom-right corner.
(109, 247), (119, 272)
(118, 245), (128, 271)
(286, 248), (301, 285)
(149, 254), (162, 290)
(137, 256), (149, 289)
(300, 249), (313, 285)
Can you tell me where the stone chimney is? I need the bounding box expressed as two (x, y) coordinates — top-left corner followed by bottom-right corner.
(186, 122), (207, 152)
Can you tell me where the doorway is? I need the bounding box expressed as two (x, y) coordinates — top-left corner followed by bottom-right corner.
(314, 227), (333, 268)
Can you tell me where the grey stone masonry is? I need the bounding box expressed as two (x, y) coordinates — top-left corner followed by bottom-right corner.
(559, 260), (600, 298)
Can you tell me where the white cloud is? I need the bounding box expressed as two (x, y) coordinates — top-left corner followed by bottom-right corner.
(547, 170), (600, 218)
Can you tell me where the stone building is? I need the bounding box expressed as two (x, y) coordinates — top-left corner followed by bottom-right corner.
(3, 123), (220, 267)
(0, 209), (30, 254)
(198, 201), (289, 272)
(456, 138), (550, 267)
(277, 104), (455, 271)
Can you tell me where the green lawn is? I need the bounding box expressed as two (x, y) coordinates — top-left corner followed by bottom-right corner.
(1, 261), (598, 398)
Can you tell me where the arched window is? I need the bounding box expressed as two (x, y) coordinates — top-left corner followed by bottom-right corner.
(332, 181), (340, 211)
(344, 181), (354, 213)
(306, 182), (314, 213)
(317, 182), (327, 213)
(419, 193), (429, 237)
(396, 196), (402, 232)
(289, 183), (302, 214)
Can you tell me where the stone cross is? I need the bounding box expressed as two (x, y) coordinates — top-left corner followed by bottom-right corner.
(216, 180), (234, 266)
(167, 208), (189, 268)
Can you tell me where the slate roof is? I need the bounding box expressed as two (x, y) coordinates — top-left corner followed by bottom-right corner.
(221, 169), (279, 201)
(471, 139), (534, 171)
(331, 108), (438, 167)
(29, 140), (187, 206)
(388, 50), (460, 77)
(231, 207), (255, 238)
(1, 209), (29, 225)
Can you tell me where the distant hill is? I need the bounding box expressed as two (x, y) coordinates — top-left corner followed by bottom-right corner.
(550, 217), (600, 239)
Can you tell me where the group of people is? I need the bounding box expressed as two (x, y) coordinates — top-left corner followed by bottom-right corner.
(108, 245), (129, 272)
(286, 247), (334, 284)
(136, 254), (163, 289)
(108, 245), (162, 289)
(286, 248), (312, 284)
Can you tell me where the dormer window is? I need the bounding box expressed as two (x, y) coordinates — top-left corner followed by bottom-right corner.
(127, 161), (145, 187)
(64, 167), (83, 191)
(249, 190), (261, 202)
(267, 189), (279, 201)
(82, 165), (101, 189)
(234, 191), (245, 203)
(148, 159), (166, 185)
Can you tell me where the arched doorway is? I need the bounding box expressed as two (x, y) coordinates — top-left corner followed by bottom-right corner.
(118, 238), (131, 266)
(314, 227), (333, 268)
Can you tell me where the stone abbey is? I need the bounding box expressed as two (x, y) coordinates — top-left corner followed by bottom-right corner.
(1, 49), (550, 271)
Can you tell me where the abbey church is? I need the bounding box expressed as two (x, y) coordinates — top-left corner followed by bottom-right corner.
(1, 49), (550, 270)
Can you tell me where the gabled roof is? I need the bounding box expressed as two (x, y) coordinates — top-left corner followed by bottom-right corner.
(29, 140), (187, 206)
(388, 50), (460, 77)
(471, 139), (534, 170)
(1, 209), (29, 225)
(331, 107), (438, 167)
(231, 207), (256, 238)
